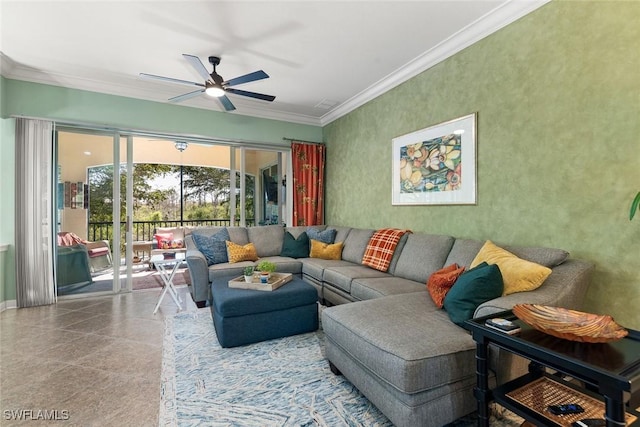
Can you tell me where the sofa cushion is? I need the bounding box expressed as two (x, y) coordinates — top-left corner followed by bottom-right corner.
(225, 241), (259, 263)
(393, 233), (455, 283)
(502, 245), (569, 268)
(471, 241), (551, 295)
(444, 239), (484, 268)
(307, 227), (337, 244)
(351, 277), (426, 301)
(331, 226), (353, 245)
(191, 226), (249, 245)
(208, 262), (254, 282)
(361, 228), (411, 272)
(300, 258), (353, 282)
(446, 238), (569, 269)
(286, 225), (318, 239)
(247, 225), (284, 257)
(322, 292), (477, 394)
(386, 233), (409, 276)
(427, 263), (466, 308)
(323, 265), (390, 293)
(255, 256), (303, 275)
(443, 262), (504, 326)
(280, 231), (310, 258)
(192, 228), (230, 265)
(341, 228), (375, 264)
(309, 239), (343, 260)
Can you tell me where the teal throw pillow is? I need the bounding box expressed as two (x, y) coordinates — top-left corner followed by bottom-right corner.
(192, 228), (230, 265)
(443, 262), (504, 327)
(280, 231), (310, 258)
(307, 227), (336, 244)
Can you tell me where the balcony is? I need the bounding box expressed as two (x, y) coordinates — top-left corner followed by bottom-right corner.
(88, 218), (256, 243)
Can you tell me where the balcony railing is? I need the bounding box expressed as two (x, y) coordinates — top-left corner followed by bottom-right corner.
(88, 219), (255, 243)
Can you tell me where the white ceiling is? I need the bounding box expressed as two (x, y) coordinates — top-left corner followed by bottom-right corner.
(0, 1), (548, 126)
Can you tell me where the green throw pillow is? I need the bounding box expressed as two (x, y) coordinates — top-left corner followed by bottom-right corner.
(443, 262), (504, 327)
(280, 231), (310, 258)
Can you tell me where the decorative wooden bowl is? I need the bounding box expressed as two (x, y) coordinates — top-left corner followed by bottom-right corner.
(512, 304), (628, 343)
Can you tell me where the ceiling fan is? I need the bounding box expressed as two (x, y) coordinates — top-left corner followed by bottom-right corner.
(140, 54), (275, 112)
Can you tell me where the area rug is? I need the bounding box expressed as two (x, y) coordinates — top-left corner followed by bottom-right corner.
(160, 309), (523, 426)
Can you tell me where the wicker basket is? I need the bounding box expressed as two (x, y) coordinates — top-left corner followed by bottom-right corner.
(506, 376), (637, 426)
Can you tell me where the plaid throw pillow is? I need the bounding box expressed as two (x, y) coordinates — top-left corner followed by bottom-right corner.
(361, 228), (411, 272)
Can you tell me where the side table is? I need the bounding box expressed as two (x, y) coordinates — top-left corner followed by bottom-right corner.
(151, 253), (185, 314)
(132, 240), (153, 268)
(465, 310), (640, 427)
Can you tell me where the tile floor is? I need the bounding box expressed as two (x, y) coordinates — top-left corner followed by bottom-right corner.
(0, 286), (198, 426)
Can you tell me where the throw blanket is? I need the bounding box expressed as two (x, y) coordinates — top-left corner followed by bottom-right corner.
(57, 231), (87, 246)
(361, 228), (411, 272)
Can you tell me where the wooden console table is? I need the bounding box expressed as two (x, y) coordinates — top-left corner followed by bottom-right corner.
(465, 310), (640, 427)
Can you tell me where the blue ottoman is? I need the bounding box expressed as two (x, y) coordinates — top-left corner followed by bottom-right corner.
(210, 274), (319, 348)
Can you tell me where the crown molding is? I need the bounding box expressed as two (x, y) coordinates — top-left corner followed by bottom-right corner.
(3, 0), (548, 129)
(2, 64), (323, 126)
(320, 0), (551, 126)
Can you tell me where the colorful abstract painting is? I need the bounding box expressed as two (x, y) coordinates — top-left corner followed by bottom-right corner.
(392, 113), (477, 205)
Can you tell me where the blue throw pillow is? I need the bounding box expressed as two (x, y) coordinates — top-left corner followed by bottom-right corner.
(192, 228), (230, 265)
(443, 262), (504, 327)
(307, 227), (336, 244)
(280, 231), (310, 258)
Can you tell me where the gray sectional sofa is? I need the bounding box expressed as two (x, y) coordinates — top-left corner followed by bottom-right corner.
(184, 224), (593, 427)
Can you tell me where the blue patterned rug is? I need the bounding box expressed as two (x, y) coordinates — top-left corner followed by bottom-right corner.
(160, 309), (523, 426)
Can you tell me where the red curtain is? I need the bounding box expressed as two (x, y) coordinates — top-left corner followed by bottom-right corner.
(291, 142), (325, 226)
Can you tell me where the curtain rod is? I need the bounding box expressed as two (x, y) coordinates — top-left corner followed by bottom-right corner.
(282, 137), (324, 145)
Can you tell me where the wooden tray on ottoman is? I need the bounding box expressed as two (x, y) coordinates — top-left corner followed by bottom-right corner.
(228, 272), (293, 291)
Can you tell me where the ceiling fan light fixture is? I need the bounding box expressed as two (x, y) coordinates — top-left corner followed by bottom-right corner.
(174, 141), (188, 152)
(205, 83), (225, 97)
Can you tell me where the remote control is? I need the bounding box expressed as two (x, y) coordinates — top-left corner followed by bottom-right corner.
(485, 318), (521, 334)
(548, 403), (585, 415)
(571, 419), (606, 427)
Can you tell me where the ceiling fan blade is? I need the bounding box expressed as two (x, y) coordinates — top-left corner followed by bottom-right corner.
(168, 89), (205, 103)
(225, 88), (275, 102)
(183, 54), (212, 82)
(140, 73), (204, 88)
(218, 95), (236, 111)
(223, 70), (269, 87)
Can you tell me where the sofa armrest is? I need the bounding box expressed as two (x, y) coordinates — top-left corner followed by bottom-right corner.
(185, 242), (210, 304)
(474, 259), (594, 318)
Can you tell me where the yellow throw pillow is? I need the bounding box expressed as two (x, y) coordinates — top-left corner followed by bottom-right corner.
(470, 240), (552, 295)
(310, 239), (343, 260)
(225, 241), (258, 263)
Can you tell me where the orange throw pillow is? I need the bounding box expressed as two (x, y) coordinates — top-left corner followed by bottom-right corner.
(427, 263), (466, 308)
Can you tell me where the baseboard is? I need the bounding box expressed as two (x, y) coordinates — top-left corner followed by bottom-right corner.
(0, 299), (17, 312)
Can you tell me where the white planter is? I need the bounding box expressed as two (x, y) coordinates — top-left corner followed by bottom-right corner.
(244, 275), (253, 283)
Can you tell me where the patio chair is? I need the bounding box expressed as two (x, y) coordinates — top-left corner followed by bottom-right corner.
(57, 232), (113, 273)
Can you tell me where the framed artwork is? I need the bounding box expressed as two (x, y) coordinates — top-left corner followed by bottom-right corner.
(392, 113), (477, 205)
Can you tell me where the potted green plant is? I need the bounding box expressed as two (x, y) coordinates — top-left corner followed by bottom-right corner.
(243, 266), (255, 283)
(630, 192), (640, 220)
(257, 260), (276, 280)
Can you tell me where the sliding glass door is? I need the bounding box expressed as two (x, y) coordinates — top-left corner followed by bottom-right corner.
(54, 128), (291, 299)
(55, 130), (128, 296)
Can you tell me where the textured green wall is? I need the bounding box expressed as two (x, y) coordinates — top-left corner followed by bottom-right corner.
(323, 1), (640, 328)
(3, 79), (322, 145)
